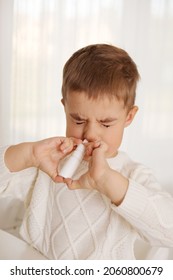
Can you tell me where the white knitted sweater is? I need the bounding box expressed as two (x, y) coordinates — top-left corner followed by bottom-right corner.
(0, 146), (173, 259)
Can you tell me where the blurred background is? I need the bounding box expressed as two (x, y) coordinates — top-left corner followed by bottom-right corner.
(0, 0), (173, 193)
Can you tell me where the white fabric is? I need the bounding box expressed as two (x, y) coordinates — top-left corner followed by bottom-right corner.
(0, 146), (173, 260)
(0, 0), (173, 194)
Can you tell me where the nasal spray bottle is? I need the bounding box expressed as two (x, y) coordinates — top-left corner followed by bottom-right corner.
(59, 140), (87, 179)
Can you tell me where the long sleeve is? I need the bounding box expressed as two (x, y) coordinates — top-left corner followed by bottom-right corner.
(113, 163), (173, 247)
(1, 146), (173, 259)
(0, 146), (14, 192)
(0, 146), (38, 232)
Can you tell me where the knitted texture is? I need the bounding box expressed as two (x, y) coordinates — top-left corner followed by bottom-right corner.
(1, 147), (173, 259)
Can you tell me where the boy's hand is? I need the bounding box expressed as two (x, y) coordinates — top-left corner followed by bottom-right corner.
(64, 140), (110, 191)
(32, 137), (82, 182)
(5, 137), (82, 182)
(64, 140), (129, 205)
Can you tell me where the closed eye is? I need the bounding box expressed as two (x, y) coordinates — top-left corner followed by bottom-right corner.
(76, 121), (85, 125)
(102, 124), (111, 128)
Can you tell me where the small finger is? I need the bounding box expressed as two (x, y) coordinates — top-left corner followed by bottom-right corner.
(50, 169), (65, 183)
(60, 137), (82, 154)
(60, 138), (74, 154)
(63, 178), (81, 190)
(85, 140), (101, 156)
(54, 175), (65, 183)
(96, 140), (108, 152)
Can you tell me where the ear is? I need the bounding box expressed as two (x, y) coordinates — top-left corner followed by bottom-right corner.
(61, 98), (65, 106)
(124, 106), (138, 127)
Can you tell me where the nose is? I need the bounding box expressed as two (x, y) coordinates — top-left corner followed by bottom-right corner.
(83, 122), (100, 142)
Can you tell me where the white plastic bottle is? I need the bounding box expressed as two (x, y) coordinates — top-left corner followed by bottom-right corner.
(59, 140), (87, 178)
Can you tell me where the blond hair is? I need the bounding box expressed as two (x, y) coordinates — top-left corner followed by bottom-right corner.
(62, 44), (140, 109)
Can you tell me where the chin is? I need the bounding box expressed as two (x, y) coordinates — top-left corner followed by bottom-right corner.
(107, 150), (118, 158)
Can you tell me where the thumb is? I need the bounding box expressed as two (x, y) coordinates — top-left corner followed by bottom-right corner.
(91, 140), (108, 168)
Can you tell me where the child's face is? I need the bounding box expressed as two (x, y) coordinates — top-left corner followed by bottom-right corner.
(63, 92), (137, 157)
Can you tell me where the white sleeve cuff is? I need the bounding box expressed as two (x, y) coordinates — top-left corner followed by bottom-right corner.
(111, 179), (149, 220)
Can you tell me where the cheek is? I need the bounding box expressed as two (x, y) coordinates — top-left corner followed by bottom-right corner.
(103, 127), (124, 151)
(66, 123), (83, 138)
(111, 128), (124, 149)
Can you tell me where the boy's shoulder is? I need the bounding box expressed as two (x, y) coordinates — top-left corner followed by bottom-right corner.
(107, 150), (154, 178)
(107, 150), (137, 169)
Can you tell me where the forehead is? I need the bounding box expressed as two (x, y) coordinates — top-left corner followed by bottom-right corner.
(64, 91), (125, 118)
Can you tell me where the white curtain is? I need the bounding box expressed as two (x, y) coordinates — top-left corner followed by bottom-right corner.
(0, 0), (173, 191)
(0, 0), (14, 144)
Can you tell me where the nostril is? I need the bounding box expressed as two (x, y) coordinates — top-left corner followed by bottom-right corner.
(83, 128), (99, 143)
(84, 137), (100, 143)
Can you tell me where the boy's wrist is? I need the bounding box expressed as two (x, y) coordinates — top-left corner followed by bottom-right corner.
(98, 168), (129, 206)
(5, 142), (35, 171)
(26, 142), (37, 168)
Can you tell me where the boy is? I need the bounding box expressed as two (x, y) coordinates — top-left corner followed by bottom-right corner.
(1, 44), (173, 259)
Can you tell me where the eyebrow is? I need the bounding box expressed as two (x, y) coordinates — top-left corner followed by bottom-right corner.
(70, 113), (87, 121)
(99, 117), (118, 123)
(70, 113), (117, 123)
